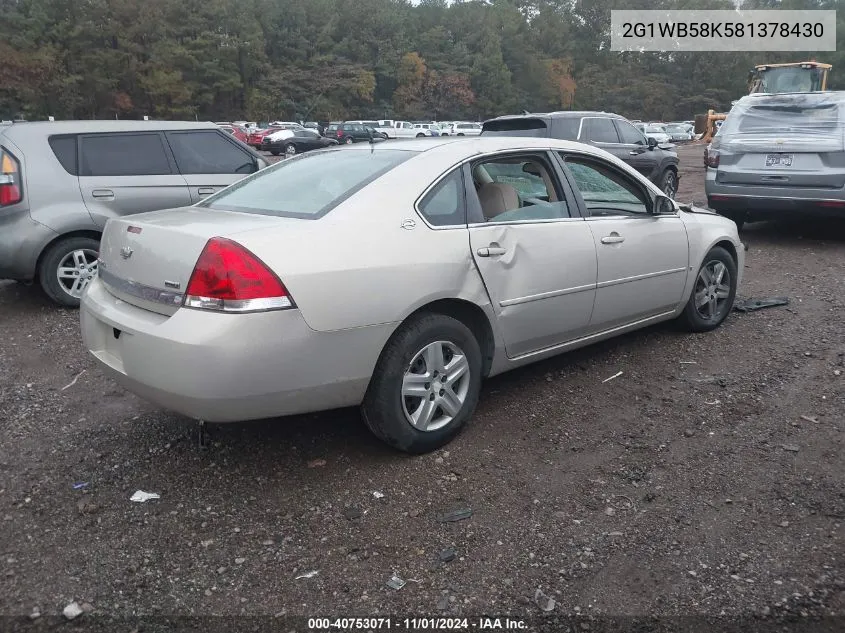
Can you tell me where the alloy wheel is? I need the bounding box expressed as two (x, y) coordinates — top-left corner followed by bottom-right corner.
(56, 248), (98, 298)
(694, 260), (731, 321)
(401, 340), (471, 432)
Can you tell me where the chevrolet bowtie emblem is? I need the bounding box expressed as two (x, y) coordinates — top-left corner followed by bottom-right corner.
(120, 247), (134, 259)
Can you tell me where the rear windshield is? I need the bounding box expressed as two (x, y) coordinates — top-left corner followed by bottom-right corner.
(735, 103), (840, 134)
(481, 118), (549, 137)
(200, 149), (414, 219)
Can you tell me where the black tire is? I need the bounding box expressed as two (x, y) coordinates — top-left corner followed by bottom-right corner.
(718, 210), (746, 231)
(658, 168), (678, 199)
(270, 150), (280, 156)
(678, 246), (738, 333)
(284, 143), (296, 156)
(416, 133), (425, 138)
(457, 133), (465, 136)
(344, 137), (354, 144)
(39, 236), (100, 307)
(361, 313), (483, 454)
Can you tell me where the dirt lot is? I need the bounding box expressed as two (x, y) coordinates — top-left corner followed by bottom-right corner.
(1, 144), (843, 630)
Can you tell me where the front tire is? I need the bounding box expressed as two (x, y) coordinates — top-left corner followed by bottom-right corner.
(362, 313), (482, 454)
(39, 236), (100, 307)
(284, 143), (296, 156)
(344, 137), (354, 144)
(658, 169), (678, 199)
(678, 246), (737, 333)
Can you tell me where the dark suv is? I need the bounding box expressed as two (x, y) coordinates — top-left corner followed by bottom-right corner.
(482, 112), (680, 198)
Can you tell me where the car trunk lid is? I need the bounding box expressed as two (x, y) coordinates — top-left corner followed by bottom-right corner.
(97, 208), (292, 316)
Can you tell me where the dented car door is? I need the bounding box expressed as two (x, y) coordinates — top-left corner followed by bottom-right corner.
(466, 151), (598, 358)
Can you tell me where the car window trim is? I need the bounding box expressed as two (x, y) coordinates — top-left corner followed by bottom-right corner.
(164, 129), (257, 175)
(556, 152), (673, 219)
(77, 131), (177, 177)
(465, 149), (579, 227)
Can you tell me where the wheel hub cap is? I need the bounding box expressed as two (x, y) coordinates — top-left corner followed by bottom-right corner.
(694, 260), (731, 321)
(401, 340), (470, 432)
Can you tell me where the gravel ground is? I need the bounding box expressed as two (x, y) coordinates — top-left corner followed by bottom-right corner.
(1, 144), (843, 631)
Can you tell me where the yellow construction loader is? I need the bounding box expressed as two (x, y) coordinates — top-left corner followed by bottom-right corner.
(696, 60), (832, 143)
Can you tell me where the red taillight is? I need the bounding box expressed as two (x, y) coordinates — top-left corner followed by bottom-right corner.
(704, 148), (720, 168)
(183, 237), (293, 312)
(0, 149), (22, 206)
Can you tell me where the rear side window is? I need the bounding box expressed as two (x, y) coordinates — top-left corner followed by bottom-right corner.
(481, 118), (549, 137)
(49, 135), (78, 175)
(201, 149), (414, 219)
(417, 169), (466, 227)
(79, 133), (171, 177)
(616, 120), (647, 145)
(581, 118), (620, 144)
(550, 118), (580, 140)
(166, 131), (255, 175)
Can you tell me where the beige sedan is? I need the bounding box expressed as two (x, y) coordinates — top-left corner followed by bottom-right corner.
(80, 137), (743, 453)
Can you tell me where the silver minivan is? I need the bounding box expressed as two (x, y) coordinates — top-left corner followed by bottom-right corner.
(705, 91), (845, 227)
(0, 120), (267, 305)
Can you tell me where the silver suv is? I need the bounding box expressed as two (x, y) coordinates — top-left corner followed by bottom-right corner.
(0, 120), (267, 306)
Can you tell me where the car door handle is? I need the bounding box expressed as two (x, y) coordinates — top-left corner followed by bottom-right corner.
(197, 187), (215, 196)
(91, 189), (114, 198)
(477, 246), (507, 257)
(601, 233), (625, 244)
(629, 151), (642, 155)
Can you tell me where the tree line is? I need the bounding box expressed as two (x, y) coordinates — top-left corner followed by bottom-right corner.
(1, 0), (842, 123)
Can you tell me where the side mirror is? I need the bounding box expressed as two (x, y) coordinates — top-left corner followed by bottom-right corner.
(653, 195), (676, 215)
(647, 136), (658, 148)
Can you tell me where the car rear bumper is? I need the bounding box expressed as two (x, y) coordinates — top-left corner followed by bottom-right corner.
(80, 277), (395, 422)
(705, 179), (845, 217)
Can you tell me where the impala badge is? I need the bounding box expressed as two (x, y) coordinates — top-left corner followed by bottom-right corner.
(120, 247), (133, 259)
(400, 219), (416, 230)
(164, 280), (180, 289)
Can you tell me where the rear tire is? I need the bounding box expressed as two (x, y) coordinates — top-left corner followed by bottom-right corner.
(362, 313), (482, 454)
(678, 246), (737, 333)
(39, 236), (100, 307)
(718, 210), (746, 231)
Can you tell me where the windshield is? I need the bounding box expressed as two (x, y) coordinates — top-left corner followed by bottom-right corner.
(758, 67), (825, 93)
(200, 149), (415, 219)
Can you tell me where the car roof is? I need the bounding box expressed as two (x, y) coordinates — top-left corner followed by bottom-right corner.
(337, 136), (626, 161)
(485, 111), (624, 123)
(0, 120), (218, 140)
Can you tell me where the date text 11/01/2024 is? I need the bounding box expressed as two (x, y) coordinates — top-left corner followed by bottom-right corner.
(307, 617), (528, 630)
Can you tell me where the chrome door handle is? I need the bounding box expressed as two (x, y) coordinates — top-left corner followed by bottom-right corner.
(628, 151), (640, 155)
(601, 234), (625, 244)
(91, 189), (114, 198)
(197, 187), (215, 196)
(477, 246), (507, 257)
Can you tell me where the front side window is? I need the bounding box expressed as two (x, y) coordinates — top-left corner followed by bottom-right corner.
(469, 153), (569, 222)
(167, 131), (255, 175)
(417, 169), (466, 227)
(562, 155), (649, 217)
(581, 117), (620, 144)
(79, 133), (171, 177)
(616, 120), (647, 145)
(200, 149), (414, 219)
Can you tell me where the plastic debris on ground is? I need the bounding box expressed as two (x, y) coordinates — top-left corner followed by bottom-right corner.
(295, 570), (319, 580)
(733, 297), (789, 313)
(372, 491), (385, 499)
(63, 602), (83, 620)
(72, 482), (89, 490)
(437, 507), (472, 523)
(602, 371), (623, 383)
(386, 574), (406, 590)
(129, 490), (160, 503)
(61, 370), (86, 391)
